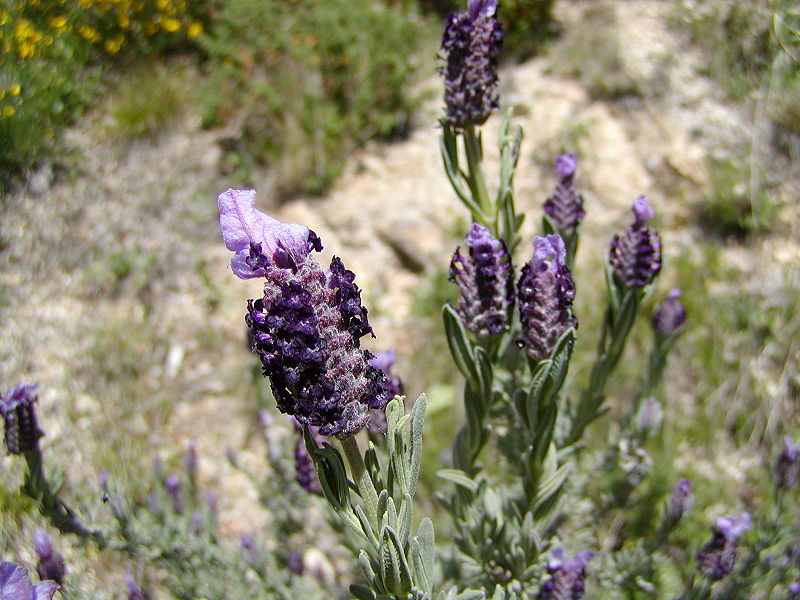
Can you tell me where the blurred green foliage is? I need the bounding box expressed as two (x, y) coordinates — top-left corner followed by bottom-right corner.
(198, 0), (434, 198)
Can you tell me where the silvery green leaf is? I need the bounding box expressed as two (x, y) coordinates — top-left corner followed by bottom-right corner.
(409, 394), (427, 498)
(377, 489), (389, 525)
(440, 129), (486, 219)
(381, 526), (413, 597)
(473, 346), (493, 406)
(415, 517), (435, 571)
(398, 494), (413, 546)
(350, 584), (377, 600)
(436, 588), (457, 600)
(364, 443), (383, 490)
(540, 328), (576, 404)
(355, 504), (379, 550)
(410, 538), (431, 596)
(359, 550), (378, 586)
(483, 487), (503, 522)
(533, 462), (571, 512)
(443, 304), (480, 384)
(526, 360), (550, 430)
(454, 591), (485, 600)
(386, 399), (405, 444)
(437, 469), (479, 493)
(385, 496), (398, 530)
(490, 586), (506, 600)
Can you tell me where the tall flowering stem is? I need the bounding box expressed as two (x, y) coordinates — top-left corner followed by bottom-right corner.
(564, 198), (663, 446)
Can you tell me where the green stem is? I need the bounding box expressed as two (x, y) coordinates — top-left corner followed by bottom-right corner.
(463, 126), (495, 233)
(340, 436), (379, 531)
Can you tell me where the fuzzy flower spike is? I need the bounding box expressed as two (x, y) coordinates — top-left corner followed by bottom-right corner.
(539, 548), (593, 600)
(697, 513), (752, 581)
(544, 153), (585, 234)
(517, 234), (577, 360)
(440, 0), (504, 129)
(450, 223), (515, 336)
(218, 189), (393, 438)
(609, 196), (662, 288)
(0, 383), (43, 455)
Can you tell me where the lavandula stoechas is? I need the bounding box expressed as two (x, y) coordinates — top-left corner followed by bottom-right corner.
(609, 196), (662, 288)
(517, 235), (577, 360)
(219, 189), (393, 439)
(666, 478), (693, 525)
(450, 223), (515, 336)
(539, 548), (593, 600)
(544, 153), (585, 235)
(0, 383), (43, 454)
(697, 514), (752, 581)
(34, 531), (66, 585)
(652, 289), (686, 337)
(440, 0), (504, 129)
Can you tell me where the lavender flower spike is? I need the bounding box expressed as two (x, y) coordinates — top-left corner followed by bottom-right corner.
(34, 530), (66, 585)
(609, 196), (662, 288)
(450, 223), (515, 336)
(440, 0), (504, 129)
(517, 235), (577, 360)
(0, 561), (59, 600)
(220, 189), (393, 438)
(666, 478), (693, 525)
(539, 548), (593, 600)
(697, 513), (752, 581)
(775, 435), (800, 490)
(0, 383), (44, 455)
(652, 289), (687, 337)
(217, 188), (322, 278)
(544, 153), (585, 234)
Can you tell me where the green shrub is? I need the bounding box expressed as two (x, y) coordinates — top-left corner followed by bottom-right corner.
(200, 0), (434, 198)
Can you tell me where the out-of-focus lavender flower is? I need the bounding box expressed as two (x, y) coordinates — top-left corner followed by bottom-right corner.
(125, 572), (149, 600)
(538, 548), (593, 600)
(240, 532), (264, 568)
(609, 196), (662, 289)
(666, 478), (693, 525)
(544, 153), (585, 234)
(367, 350), (404, 434)
(33, 531), (66, 586)
(190, 512), (203, 535)
(165, 476), (183, 514)
(652, 289), (686, 337)
(292, 418), (322, 495)
(450, 223), (515, 337)
(697, 513), (752, 581)
(219, 189), (393, 438)
(440, 0), (504, 129)
(517, 235), (577, 360)
(0, 383), (44, 455)
(184, 441), (198, 482)
(789, 582), (800, 598)
(0, 561), (59, 600)
(287, 552), (304, 575)
(635, 396), (664, 437)
(206, 491), (218, 518)
(775, 436), (800, 490)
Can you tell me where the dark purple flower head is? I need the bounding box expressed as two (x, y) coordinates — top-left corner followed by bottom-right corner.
(666, 478), (693, 524)
(440, 0), (504, 129)
(0, 383), (44, 455)
(698, 513), (752, 581)
(652, 289), (687, 336)
(292, 418), (323, 495)
(34, 531), (66, 586)
(450, 223), (515, 337)
(220, 189), (394, 438)
(775, 435), (800, 490)
(0, 562), (58, 600)
(609, 196), (662, 289)
(539, 548), (593, 600)
(544, 153), (585, 234)
(517, 235), (577, 360)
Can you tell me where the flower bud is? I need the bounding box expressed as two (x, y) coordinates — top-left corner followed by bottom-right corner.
(165, 476), (183, 514)
(34, 530), (66, 585)
(0, 383), (44, 454)
(609, 196), (662, 288)
(517, 235), (577, 360)
(652, 289), (687, 337)
(544, 153), (585, 234)
(666, 478), (693, 525)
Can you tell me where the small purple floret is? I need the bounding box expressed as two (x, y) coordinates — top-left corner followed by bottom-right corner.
(292, 418), (323, 495)
(544, 153), (585, 234)
(0, 561), (59, 600)
(517, 235), (577, 360)
(652, 289), (687, 336)
(609, 196), (662, 289)
(666, 478), (693, 524)
(34, 531), (66, 585)
(450, 223), (515, 337)
(0, 383), (44, 455)
(775, 435), (800, 490)
(539, 548), (593, 600)
(440, 0), (504, 129)
(697, 513), (751, 581)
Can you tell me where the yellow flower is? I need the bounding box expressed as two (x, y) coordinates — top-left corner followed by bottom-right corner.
(161, 17), (180, 33)
(156, 0), (170, 9)
(9, 84), (20, 96)
(3, 105), (16, 117)
(0, 91), (5, 100)
(119, 14), (130, 29)
(0, 10), (8, 26)
(18, 41), (35, 58)
(187, 21), (202, 39)
(104, 35), (123, 54)
(77, 25), (100, 43)
(50, 16), (68, 29)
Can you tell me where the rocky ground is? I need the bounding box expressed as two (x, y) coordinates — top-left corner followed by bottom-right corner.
(0, 0), (797, 591)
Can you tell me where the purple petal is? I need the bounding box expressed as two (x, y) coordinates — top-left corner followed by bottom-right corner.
(0, 562), (33, 600)
(632, 195), (655, 226)
(32, 582), (58, 600)
(369, 350), (396, 374)
(555, 153), (577, 178)
(217, 189), (315, 278)
(469, 0), (497, 18)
